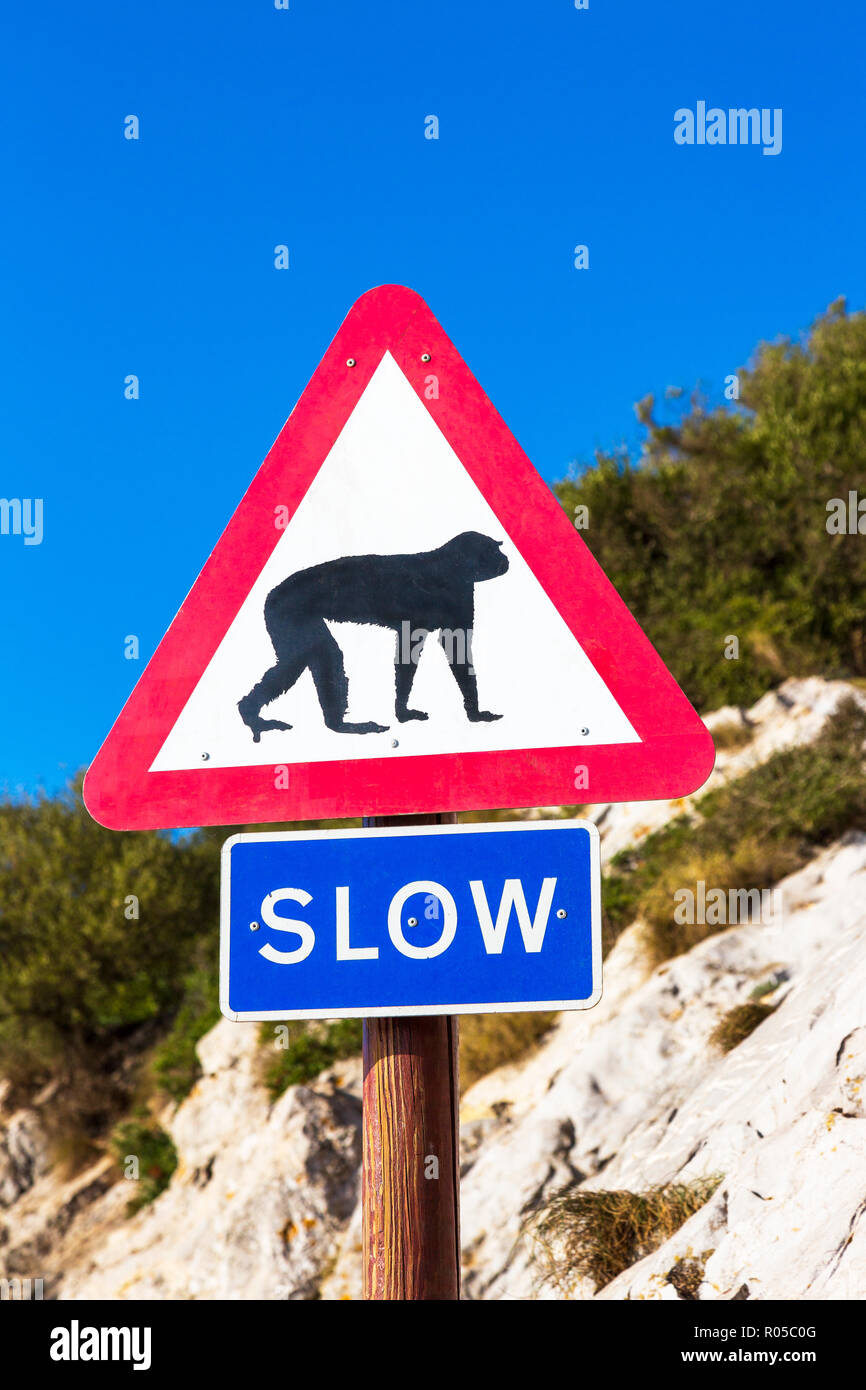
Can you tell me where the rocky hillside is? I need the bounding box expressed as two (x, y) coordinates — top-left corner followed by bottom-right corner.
(2, 677), (865, 1300)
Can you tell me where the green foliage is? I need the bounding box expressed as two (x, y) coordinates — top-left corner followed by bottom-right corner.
(0, 775), (220, 1127)
(749, 975), (784, 1002)
(709, 1002), (775, 1053)
(110, 1119), (178, 1215)
(602, 699), (866, 962)
(557, 299), (866, 711)
(150, 967), (221, 1103)
(534, 1177), (722, 1292)
(260, 1018), (363, 1099)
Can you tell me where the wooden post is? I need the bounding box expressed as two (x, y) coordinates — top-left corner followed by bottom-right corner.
(362, 813), (461, 1301)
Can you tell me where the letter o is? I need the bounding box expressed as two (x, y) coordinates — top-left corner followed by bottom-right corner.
(388, 881), (456, 959)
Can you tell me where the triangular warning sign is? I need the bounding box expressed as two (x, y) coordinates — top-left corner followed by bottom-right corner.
(84, 285), (714, 830)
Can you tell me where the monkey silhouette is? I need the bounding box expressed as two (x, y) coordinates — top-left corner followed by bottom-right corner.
(237, 531), (509, 740)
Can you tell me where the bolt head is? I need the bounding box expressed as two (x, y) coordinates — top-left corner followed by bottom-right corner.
(346, 357), (356, 367)
(421, 352), (431, 362)
(407, 916), (419, 927)
(250, 921), (260, 931)
(556, 908), (567, 919)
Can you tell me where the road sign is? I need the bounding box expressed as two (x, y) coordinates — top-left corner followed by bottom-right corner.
(220, 820), (600, 1021)
(84, 284), (714, 831)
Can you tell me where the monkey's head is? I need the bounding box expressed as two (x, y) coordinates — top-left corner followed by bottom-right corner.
(444, 531), (510, 581)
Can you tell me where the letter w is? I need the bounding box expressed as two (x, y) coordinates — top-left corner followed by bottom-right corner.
(469, 878), (557, 954)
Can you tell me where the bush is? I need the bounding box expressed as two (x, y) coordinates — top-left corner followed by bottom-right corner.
(534, 1177), (722, 1292)
(110, 1119), (178, 1215)
(260, 1019), (363, 1099)
(0, 777), (221, 1130)
(150, 967), (221, 1103)
(557, 299), (866, 712)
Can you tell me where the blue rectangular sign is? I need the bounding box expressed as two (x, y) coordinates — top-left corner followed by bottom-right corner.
(220, 821), (601, 1020)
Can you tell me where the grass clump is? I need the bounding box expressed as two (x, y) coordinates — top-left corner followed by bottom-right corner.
(710, 720), (755, 751)
(459, 1011), (557, 1091)
(709, 1002), (775, 1053)
(534, 1176), (722, 1292)
(260, 1019), (362, 1099)
(667, 1254), (712, 1300)
(110, 1119), (178, 1215)
(602, 698), (866, 964)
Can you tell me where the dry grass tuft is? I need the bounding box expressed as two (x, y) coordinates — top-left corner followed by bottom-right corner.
(709, 1002), (775, 1053)
(710, 719), (755, 751)
(459, 1011), (558, 1092)
(639, 841), (800, 965)
(533, 1176), (722, 1293)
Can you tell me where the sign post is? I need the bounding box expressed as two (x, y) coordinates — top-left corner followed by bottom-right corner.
(220, 814), (603, 1299)
(361, 813), (460, 1301)
(85, 283), (714, 1304)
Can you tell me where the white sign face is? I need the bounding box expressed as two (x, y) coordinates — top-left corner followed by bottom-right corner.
(151, 352), (639, 772)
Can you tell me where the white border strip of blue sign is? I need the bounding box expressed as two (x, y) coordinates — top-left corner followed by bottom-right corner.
(219, 819), (602, 1021)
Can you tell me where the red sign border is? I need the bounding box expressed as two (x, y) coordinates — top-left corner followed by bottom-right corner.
(84, 285), (714, 830)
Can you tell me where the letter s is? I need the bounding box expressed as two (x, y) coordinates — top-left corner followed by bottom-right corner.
(259, 888), (315, 964)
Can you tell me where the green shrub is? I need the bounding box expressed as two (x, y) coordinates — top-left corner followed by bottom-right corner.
(151, 967), (221, 1103)
(0, 778), (220, 1125)
(110, 1119), (178, 1215)
(260, 1019), (363, 1099)
(557, 299), (866, 712)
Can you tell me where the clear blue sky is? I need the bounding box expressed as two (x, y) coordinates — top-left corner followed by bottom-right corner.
(2, 0), (864, 796)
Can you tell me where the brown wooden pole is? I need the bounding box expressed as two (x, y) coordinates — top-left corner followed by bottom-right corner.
(362, 813), (461, 1301)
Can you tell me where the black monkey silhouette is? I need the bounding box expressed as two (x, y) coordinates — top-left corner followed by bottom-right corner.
(237, 531), (509, 740)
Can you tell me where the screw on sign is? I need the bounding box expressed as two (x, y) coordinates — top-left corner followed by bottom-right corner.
(85, 286), (714, 1300)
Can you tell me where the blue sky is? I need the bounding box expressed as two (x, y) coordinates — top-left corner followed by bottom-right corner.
(2, 0), (864, 796)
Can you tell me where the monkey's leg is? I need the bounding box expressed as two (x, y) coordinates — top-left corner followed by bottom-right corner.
(440, 634), (502, 722)
(307, 621), (389, 734)
(394, 629), (429, 722)
(237, 656), (310, 742)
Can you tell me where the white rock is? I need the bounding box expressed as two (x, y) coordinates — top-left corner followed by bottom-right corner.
(57, 1050), (362, 1301)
